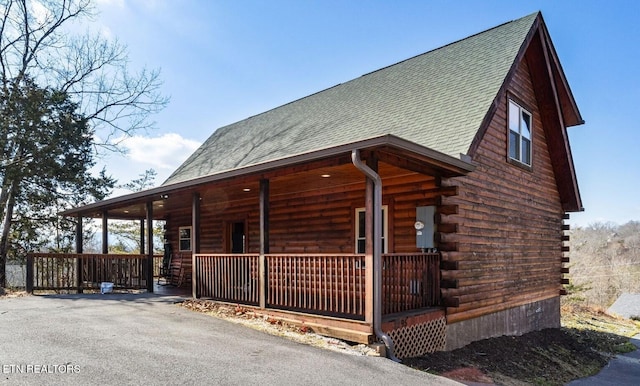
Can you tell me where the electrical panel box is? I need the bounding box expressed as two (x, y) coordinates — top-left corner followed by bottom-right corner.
(415, 206), (435, 249)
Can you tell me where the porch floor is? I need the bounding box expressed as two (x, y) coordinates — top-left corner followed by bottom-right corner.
(153, 281), (191, 297)
(382, 306), (446, 334)
(382, 306), (444, 324)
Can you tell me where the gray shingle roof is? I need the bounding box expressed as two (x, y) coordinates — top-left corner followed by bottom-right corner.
(164, 13), (538, 186)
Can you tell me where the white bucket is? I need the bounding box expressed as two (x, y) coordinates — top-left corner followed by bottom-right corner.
(100, 282), (114, 294)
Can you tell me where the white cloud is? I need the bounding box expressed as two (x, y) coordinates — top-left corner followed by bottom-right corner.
(30, 1), (51, 24)
(96, 0), (164, 13)
(78, 0), (126, 41)
(98, 26), (114, 40)
(138, 0), (166, 12)
(119, 133), (201, 171)
(95, 0), (125, 8)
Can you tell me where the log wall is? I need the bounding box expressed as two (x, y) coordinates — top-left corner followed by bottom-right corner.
(440, 53), (565, 324)
(165, 171), (440, 263)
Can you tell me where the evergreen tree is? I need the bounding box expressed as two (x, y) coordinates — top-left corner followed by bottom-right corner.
(0, 79), (114, 283)
(0, 0), (167, 286)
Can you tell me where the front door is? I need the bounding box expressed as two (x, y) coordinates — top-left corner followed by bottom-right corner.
(229, 221), (246, 253)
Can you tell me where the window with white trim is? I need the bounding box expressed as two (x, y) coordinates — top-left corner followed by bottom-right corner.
(508, 99), (532, 166)
(355, 206), (388, 254)
(178, 226), (192, 251)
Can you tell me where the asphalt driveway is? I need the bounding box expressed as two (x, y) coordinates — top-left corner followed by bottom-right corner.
(0, 293), (459, 385)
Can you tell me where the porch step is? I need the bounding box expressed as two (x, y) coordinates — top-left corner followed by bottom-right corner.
(231, 306), (374, 344)
(295, 321), (374, 345)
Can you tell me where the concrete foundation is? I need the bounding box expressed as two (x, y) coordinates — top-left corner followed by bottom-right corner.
(444, 296), (560, 351)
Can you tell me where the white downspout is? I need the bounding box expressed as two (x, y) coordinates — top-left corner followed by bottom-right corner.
(351, 149), (400, 362)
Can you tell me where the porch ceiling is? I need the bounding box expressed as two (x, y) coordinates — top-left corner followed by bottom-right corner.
(77, 161), (430, 221)
(174, 161), (422, 214)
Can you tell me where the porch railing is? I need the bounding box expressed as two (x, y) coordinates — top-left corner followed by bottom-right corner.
(26, 253), (160, 292)
(194, 254), (260, 305)
(153, 255), (163, 277)
(193, 252), (441, 320)
(267, 254), (366, 319)
(382, 253), (441, 314)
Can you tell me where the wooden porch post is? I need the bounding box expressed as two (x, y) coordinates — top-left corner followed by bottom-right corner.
(146, 202), (154, 292)
(192, 193), (200, 253)
(139, 219), (145, 255)
(259, 179), (270, 309)
(76, 215), (83, 254)
(364, 167), (375, 325)
(76, 215), (83, 293)
(101, 210), (108, 254)
(192, 193), (200, 298)
(26, 253), (33, 293)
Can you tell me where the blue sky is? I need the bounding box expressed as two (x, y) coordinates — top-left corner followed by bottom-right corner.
(90, 0), (639, 227)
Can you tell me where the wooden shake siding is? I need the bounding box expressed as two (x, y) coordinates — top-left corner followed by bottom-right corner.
(166, 170), (439, 258)
(440, 57), (564, 324)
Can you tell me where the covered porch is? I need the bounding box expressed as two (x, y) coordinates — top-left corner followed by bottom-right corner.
(54, 136), (473, 358)
(192, 251), (442, 346)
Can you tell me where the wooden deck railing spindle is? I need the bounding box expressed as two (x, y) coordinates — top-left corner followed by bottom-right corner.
(25, 253), (157, 293)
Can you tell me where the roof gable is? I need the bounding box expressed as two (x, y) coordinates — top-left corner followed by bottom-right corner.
(164, 13), (540, 186)
(466, 12), (583, 212)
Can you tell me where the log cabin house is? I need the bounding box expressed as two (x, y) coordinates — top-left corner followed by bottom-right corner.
(49, 12), (583, 359)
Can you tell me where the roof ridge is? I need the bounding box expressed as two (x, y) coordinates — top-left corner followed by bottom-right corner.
(212, 12), (540, 130)
(358, 12), (540, 79)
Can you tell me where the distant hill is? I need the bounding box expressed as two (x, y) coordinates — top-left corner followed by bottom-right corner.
(568, 221), (640, 307)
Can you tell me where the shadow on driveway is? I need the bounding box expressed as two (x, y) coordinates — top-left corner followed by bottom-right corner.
(42, 291), (190, 305)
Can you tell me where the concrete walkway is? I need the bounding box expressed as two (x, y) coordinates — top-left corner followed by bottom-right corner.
(0, 293), (460, 386)
(567, 334), (640, 385)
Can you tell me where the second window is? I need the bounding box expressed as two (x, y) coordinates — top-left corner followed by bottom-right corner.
(508, 99), (532, 166)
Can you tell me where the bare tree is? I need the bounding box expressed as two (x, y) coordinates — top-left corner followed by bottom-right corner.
(0, 0), (168, 147)
(0, 0), (168, 286)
